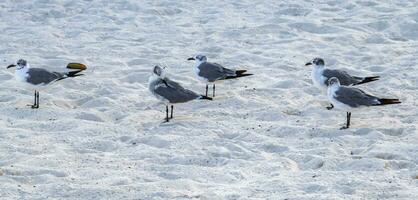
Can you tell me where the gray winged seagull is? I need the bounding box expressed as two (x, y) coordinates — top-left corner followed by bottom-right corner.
(149, 65), (212, 122)
(187, 54), (253, 98)
(7, 59), (86, 109)
(306, 58), (379, 110)
(327, 77), (400, 129)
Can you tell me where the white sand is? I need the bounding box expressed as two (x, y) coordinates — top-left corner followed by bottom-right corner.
(0, 0), (417, 199)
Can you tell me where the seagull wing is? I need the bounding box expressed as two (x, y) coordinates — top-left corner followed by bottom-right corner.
(197, 62), (236, 82)
(323, 69), (362, 86)
(26, 68), (65, 85)
(334, 86), (379, 107)
(153, 78), (200, 103)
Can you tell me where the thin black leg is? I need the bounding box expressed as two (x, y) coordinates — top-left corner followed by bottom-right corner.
(170, 105), (174, 119)
(31, 90), (39, 109)
(165, 105), (169, 122)
(347, 112), (351, 128)
(205, 85), (208, 97)
(326, 103), (334, 110)
(37, 91), (39, 108)
(340, 112), (351, 129)
(213, 84), (216, 98)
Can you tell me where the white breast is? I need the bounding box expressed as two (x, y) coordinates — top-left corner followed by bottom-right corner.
(312, 66), (327, 91)
(327, 85), (353, 111)
(15, 67), (29, 83)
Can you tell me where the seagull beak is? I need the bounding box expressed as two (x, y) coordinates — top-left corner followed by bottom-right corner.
(6, 64), (16, 69)
(67, 63), (87, 70)
(187, 57), (195, 61)
(305, 62), (312, 66)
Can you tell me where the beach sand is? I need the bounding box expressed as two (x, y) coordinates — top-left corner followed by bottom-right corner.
(0, 0), (417, 199)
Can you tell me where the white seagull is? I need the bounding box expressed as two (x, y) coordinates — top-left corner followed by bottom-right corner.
(327, 77), (400, 129)
(306, 58), (380, 110)
(7, 59), (86, 109)
(148, 65), (212, 122)
(187, 54), (253, 98)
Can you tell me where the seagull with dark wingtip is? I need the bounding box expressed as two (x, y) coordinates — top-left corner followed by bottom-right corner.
(7, 59), (86, 109)
(306, 58), (380, 110)
(148, 65), (212, 122)
(188, 54), (253, 98)
(327, 77), (400, 129)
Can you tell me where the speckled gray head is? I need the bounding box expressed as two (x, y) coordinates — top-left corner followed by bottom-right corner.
(6, 59), (27, 69)
(17, 59), (27, 67)
(187, 54), (207, 62)
(328, 77), (340, 86)
(153, 65), (164, 77)
(305, 57), (324, 66)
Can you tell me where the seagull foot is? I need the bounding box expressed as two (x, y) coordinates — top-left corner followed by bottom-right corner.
(27, 104), (39, 109)
(326, 104), (334, 110)
(339, 126), (349, 130)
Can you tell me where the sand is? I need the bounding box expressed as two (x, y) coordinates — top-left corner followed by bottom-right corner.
(0, 0), (417, 199)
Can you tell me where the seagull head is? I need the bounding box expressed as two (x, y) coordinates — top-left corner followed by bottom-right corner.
(7, 59), (28, 70)
(305, 58), (325, 67)
(152, 65), (166, 78)
(187, 54), (207, 63)
(328, 77), (340, 87)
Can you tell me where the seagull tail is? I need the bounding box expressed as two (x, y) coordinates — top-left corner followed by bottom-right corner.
(66, 70), (84, 78)
(354, 76), (380, 85)
(56, 70), (84, 81)
(375, 98), (401, 106)
(225, 70), (253, 80)
(235, 70), (248, 75)
(198, 95), (213, 100)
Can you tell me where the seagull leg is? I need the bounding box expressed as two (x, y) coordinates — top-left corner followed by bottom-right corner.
(326, 103), (334, 110)
(347, 112), (351, 128)
(165, 105), (169, 122)
(213, 84), (216, 98)
(30, 90), (39, 109)
(205, 84), (208, 97)
(340, 112), (351, 129)
(36, 91), (39, 108)
(170, 105), (174, 119)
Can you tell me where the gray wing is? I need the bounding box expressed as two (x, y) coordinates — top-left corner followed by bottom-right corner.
(198, 62), (236, 82)
(153, 78), (200, 103)
(26, 68), (65, 85)
(334, 86), (379, 107)
(323, 69), (362, 86)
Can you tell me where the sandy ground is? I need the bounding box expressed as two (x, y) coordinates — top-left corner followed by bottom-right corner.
(0, 0), (417, 199)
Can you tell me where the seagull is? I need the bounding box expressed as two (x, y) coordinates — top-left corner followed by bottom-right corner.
(148, 65), (212, 122)
(327, 77), (401, 129)
(306, 58), (380, 110)
(7, 59), (86, 109)
(187, 54), (253, 98)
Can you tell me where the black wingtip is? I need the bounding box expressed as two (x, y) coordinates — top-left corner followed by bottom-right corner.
(225, 73), (253, 80)
(235, 70), (247, 75)
(355, 76), (380, 85)
(375, 98), (401, 106)
(66, 70), (84, 77)
(199, 95), (213, 100)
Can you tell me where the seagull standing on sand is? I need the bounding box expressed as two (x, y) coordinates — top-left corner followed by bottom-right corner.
(149, 65), (212, 122)
(306, 58), (380, 110)
(187, 55), (253, 98)
(327, 77), (401, 129)
(7, 59), (86, 109)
